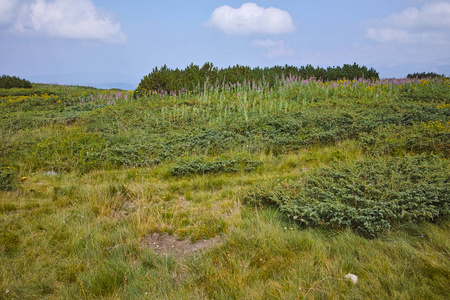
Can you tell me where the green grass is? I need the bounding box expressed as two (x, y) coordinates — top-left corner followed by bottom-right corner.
(1, 78), (449, 299)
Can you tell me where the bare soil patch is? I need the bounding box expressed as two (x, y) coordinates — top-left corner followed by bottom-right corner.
(141, 233), (222, 257)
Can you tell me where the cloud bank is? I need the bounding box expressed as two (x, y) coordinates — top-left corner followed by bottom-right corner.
(366, 1), (450, 44)
(206, 3), (295, 36)
(0, 0), (125, 43)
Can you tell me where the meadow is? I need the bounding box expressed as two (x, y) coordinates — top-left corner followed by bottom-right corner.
(0, 73), (449, 299)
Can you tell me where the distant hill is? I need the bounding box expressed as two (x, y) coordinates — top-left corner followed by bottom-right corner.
(95, 82), (136, 90)
(25, 72), (138, 90)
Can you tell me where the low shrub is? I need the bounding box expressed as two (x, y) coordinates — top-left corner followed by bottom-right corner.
(105, 143), (160, 167)
(171, 157), (262, 176)
(245, 155), (449, 238)
(0, 165), (18, 191)
(360, 122), (450, 157)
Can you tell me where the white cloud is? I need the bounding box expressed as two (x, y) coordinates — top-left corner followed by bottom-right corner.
(0, 0), (19, 26)
(366, 1), (450, 44)
(366, 28), (414, 43)
(206, 3), (295, 36)
(1, 0), (125, 43)
(252, 39), (294, 58)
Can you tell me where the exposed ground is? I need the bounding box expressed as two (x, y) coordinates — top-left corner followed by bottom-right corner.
(141, 233), (222, 257)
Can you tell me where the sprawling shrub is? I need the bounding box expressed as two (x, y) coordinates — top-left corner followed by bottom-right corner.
(0, 165), (18, 191)
(245, 155), (449, 238)
(0, 75), (32, 89)
(170, 157), (262, 176)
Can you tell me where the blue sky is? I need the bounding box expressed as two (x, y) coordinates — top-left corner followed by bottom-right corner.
(1, 0), (450, 89)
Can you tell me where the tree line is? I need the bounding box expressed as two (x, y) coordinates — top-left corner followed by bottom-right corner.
(137, 62), (380, 92)
(0, 75), (32, 89)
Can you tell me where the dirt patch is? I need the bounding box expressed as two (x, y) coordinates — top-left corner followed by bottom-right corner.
(142, 233), (222, 257)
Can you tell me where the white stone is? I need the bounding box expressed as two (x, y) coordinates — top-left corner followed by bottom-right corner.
(345, 273), (358, 284)
(44, 170), (58, 176)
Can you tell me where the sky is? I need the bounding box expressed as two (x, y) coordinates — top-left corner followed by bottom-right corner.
(1, 0), (450, 89)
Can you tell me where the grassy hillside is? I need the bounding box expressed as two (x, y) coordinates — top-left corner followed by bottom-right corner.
(1, 77), (449, 299)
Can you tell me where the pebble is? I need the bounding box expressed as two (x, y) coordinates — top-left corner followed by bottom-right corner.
(344, 273), (358, 284)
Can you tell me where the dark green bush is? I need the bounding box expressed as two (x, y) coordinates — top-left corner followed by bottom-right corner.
(407, 72), (445, 79)
(171, 157), (261, 176)
(105, 143), (160, 167)
(93, 101), (448, 165)
(361, 123), (450, 157)
(137, 62), (379, 93)
(245, 155), (449, 238)
(0, 75), (32, 89)
(0, 165), (18, 191)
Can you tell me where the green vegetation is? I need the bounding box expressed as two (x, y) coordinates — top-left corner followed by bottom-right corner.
(0, 75), (32, 89)
(0, 165), (18, 191)
(407, 72), (446, 79)
(1, 71), (449, 299)
(246, 154), (449, 238)
(137, 62), (379, 93)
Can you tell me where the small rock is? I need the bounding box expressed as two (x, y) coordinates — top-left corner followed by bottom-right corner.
(344, 273), (358, 284)
(44, 171), (58, 176)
